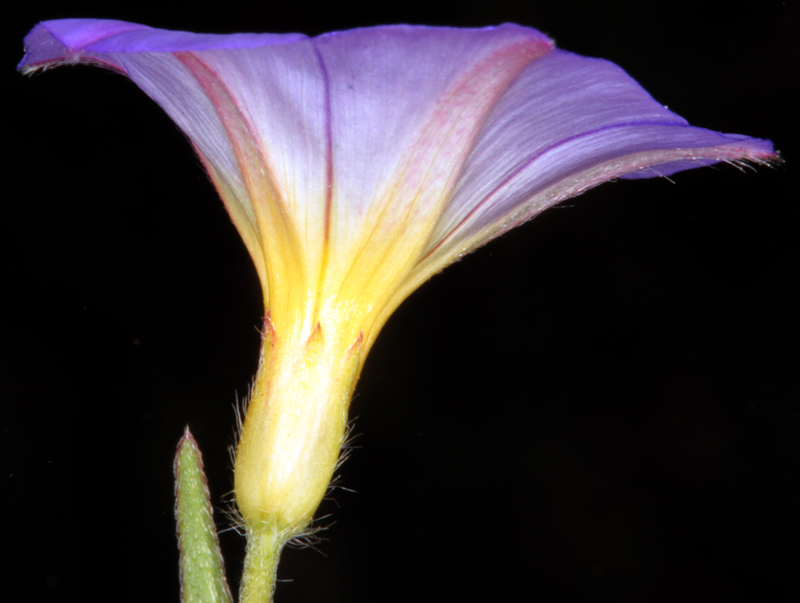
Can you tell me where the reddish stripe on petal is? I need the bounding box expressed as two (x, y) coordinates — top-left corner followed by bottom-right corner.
(176, 51), (305, 296)
(175, 51), (271, 208)
(397, 37), (553, 203)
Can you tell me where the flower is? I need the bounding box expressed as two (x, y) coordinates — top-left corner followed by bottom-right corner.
(19, 18), (776, 546)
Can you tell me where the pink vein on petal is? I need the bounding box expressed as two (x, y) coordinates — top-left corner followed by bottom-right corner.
(176, 51), (302, 276)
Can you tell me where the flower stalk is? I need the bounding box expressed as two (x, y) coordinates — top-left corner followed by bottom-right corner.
(240, 524), (285, 603)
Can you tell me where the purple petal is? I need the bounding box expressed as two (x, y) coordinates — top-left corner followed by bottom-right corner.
(19, 19), (777, 299)
(20, 20), (322, 281)
(19, 19), (307, 70)
(18, 20), (555, 285)
(422, 49), (776, 265)
(310, 24), (552, 276)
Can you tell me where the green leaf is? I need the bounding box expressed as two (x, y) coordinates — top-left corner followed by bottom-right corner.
(174, 427), (232, 603)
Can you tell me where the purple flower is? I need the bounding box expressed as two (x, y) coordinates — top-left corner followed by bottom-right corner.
(19, 18), (776, 551)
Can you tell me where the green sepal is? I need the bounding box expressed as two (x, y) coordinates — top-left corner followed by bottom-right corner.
(174, 427), (233, 603)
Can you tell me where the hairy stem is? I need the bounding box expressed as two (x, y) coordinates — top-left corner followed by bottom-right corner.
(239, 525), (286, 603)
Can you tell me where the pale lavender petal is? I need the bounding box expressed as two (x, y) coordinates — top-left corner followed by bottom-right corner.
(20, 20), (319, 284)
(18, 20), (554, 294)
(19, 19), (777, 304)
(311, 25), (549, 257)
(18, 19), (306, 69)
(423, 49), (775, 265)
(169, 23), (550, 283)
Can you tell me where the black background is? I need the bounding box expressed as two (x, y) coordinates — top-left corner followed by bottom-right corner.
(4, 1), (798, 602)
